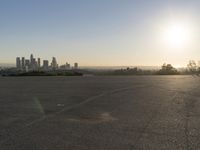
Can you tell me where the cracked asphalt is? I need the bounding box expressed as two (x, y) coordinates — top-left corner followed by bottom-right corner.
(0, 76), (200, 150)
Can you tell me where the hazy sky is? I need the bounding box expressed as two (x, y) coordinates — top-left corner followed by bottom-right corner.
(1, 0), (200, 66)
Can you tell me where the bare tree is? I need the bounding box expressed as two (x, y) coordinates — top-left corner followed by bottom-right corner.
(187, 60), (197, 74)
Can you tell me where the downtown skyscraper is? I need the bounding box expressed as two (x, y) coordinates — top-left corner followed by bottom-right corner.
(16, 54), (78, 72)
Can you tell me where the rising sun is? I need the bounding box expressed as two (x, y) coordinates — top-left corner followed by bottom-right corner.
(164, 22), (191, 49)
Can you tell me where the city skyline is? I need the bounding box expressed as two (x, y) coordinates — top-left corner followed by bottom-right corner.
(1, 0), (200, 67)
(16, 54), (78, 71)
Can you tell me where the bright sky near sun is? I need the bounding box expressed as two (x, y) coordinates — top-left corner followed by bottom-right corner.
(0, 0), (200, 67)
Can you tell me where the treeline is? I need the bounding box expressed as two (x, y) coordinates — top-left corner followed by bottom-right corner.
(115, 67), (156, 75)
(0, 70), (83, 76)
(156, 64), (179, 75)
(95, 60), (200, 76)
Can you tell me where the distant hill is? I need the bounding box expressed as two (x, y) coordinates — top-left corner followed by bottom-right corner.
(80, 66), (161, 70)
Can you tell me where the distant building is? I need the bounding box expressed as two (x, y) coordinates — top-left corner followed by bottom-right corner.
(38, 58), (41, 68)
(29, 54), (33, 69)
(30, 54), (33, 63)
(25, 66), (29, 72)
(74, 63), (78, 69)
(51, 57), (58, 70)
(60, 65), (66, 69)
(21, 57), (25, 70)
(15, 53), (78, 72)
(25, 59), (30, 68)
(60, 62), (71, 70)
(32, 58), (37, 70)
(43, 60), (49, 71)
(66, 62), (70, 69)
(16, 57), (21, 70)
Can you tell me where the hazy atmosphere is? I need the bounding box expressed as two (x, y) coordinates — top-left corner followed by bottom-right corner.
(1, 0), (200, 67)
(2, 1), (200, 150)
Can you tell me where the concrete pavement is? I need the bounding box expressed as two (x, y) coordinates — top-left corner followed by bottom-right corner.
(0, 76), (200, 150)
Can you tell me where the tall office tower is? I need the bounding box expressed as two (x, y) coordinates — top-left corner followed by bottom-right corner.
(16, 57), (21, 70)
(21, 57), (25, 70)
(30, 54), (34, 69)
(43, 60), (49, 71)
(74, 62), (78, 69)
(51, 57), (58, 70)
(30, 54), (33, 63)
(30, 54), (33, 65)
(37, 58), (41, 68)
(32, 58), (37, 70)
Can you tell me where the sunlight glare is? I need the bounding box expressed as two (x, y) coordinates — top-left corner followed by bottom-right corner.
(164, 22), (191, 49)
